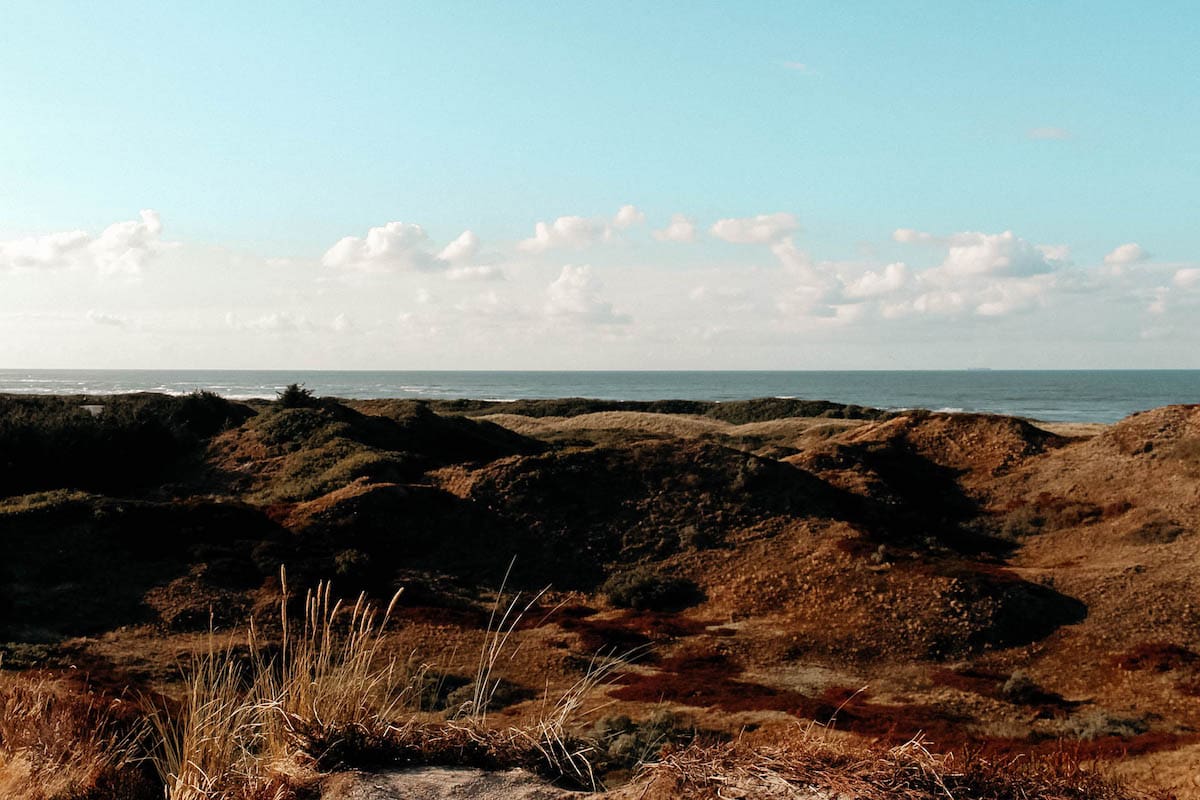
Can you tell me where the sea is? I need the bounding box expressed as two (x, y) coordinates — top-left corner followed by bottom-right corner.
(2, 369), (1199, 423)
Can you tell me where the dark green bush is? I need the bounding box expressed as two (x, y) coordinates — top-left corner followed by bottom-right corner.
(601, 566), (704, 611)
(0, 393), (251, 497)
(276, 382), (318, 409)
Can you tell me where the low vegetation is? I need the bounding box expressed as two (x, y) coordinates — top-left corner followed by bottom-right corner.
(427, 396), (891, 423)
(601, 567), (705, 612)
(0, 391), (249, 496)
(4, 392), (1200, 797)
(637, 734), (1139, 800)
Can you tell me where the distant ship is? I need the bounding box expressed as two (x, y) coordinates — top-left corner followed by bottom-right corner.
(965, 367), (993, 372)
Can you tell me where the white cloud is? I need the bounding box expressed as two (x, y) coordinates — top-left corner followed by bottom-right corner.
(519, 216), (607, 253)
(518, 206), (642, 253)
(86, 310), (128, 327)
(1036, 244), (1072, 263)
(782, 61), (813, 72)
(322, 222), (477, 273)
(545, 265), (629, 324)
(892, 228), (939, 245)
(1173, 268), (1200, 289)
(711, 212), (799, 244)
(1104, 242), (1149, 266)
(1028, 127), (1072, 141)
(775, 284), (841, 317)
(939, 231), (1058, 278)
(612, 205), (646, 230)
(91, 210), (167, 275)
(973, 277), (1053, 317)
(0, 210), (169, 275)
(447, 264), (505, 281)
(876, 229), (1068, 318)
(769, 238), (843, 316)
(437, 230), (480, 264)
(843, 262), (911, 299)
(654, 213), (697, 243)
(0, 230), (90, 271)
(913, 290), (968, 316)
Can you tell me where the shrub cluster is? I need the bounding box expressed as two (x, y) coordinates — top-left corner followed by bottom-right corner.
(0, 391), (250, 497)
(601, 567), (704, 612)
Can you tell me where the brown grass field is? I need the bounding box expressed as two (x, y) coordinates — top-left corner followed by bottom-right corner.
(2, 392), (1199, 798)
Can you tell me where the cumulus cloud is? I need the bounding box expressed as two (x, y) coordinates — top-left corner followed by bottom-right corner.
(1028, 127), (1072, 141)
(520, 216), (605, 253)
(892, 228), (939, 245)
(0, 210), (169, 275)
(1104, 242), (1149, 267)
(654, 213), (697, 243)
(769, 238), (844, 316)
(612, 205), (646, 230)
(1036, 244), (1072, 263)
(1173, 268), (1200, 289)
(973, 278), (1054, 317)
(870, 228), (1072, 318)
(843, 262), (911, 299)
(711, 212), (799, 244)
(934, 231), (1060, 279)
(519, 206), (643, 253)
(545, 265), (629, 324)
(322, 222), (478, 273)
(437, 230), (480, 264)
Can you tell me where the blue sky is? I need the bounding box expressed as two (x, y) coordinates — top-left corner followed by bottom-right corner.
(1, 2), (1198, 368)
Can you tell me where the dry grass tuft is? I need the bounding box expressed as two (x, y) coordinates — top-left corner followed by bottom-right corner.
(264, 576), (413, 759)
(147, 570), (414, 798)
(145, 569), (619, 796)
(0, 673), (151, 800)
(632, 729), (1154, 800)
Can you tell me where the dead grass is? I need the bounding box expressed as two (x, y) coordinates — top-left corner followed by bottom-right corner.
(630, 729), (1150, 800)
(0, 673), (152, 800)
(480, 410), (862, 456)
(147, 572), (415, 798)
(143, 570), (619, 797)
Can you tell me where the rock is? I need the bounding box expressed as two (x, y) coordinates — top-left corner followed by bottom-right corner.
(321, 768), (586, 800)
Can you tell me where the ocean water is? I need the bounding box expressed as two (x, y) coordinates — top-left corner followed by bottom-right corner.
(0, 369), (1198, 423)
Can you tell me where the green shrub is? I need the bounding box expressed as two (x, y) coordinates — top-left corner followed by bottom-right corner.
(276, 382), (318, 409)
(0, 393), (249, 497)
(601, 567), (704, 612)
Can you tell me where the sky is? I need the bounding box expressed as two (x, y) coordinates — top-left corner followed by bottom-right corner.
(1, 1), (1198, 369)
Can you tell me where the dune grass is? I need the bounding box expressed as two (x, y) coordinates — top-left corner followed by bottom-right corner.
(0, 673), (151, 800)
(144, 569), (613, 798)
(147, 572), (414, 798)
(636, 731), (1143, 800)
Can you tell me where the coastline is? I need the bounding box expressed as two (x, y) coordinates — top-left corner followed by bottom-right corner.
(3, 368), (1200, 423)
